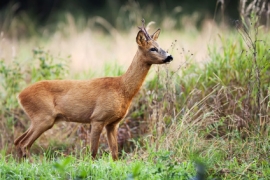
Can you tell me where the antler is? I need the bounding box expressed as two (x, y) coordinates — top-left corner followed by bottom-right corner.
(138, 19), (151, 41)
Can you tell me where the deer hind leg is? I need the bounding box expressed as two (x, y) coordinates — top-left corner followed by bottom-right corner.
(14, 128), (30, 146)
(15, 116), (55, 158)
(90, 122), (104, 159)
(14, 128), (31, 158)
(106, 122), (120, 161)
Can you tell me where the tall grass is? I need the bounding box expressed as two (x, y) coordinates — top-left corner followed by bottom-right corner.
(126, 4), (270, 178)
(0, 0), (270, 179)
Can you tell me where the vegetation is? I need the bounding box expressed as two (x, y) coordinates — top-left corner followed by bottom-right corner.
(0, 0), (270, 179)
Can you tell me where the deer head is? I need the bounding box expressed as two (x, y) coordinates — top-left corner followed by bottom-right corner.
(136, 19), (173, 65)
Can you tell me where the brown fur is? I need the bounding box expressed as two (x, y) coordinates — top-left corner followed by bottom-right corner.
(14, 22), (173, 160)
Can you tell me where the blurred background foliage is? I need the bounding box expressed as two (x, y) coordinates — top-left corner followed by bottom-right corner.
(0, 0), (243, 37)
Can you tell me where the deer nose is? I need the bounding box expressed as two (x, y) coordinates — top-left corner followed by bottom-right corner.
(167, 55), (173, 61)
(163, 55), (173, 63)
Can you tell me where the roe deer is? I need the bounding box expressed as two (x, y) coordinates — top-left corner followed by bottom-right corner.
(14, 19), (173, 160)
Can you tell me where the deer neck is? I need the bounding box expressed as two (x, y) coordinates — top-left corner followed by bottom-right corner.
(121, 50), (151, 100)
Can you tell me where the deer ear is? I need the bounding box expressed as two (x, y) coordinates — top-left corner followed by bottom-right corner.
(136, 30), (147, 47)
(151, 29), (161, 41)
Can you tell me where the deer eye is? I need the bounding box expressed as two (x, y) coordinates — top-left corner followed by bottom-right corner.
(150, 48), (158, 52)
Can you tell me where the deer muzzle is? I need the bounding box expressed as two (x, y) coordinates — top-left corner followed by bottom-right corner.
(163, 55), (173, 63)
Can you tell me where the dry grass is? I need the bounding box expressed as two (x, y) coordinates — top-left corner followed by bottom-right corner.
(0, 16), (220, 74)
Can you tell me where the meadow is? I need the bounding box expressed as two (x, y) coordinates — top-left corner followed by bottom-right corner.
(1, 2), (270, 179)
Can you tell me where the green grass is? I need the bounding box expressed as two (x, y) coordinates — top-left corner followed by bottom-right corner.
(0, 151), (198, 180)
(1, 125), (269, 179)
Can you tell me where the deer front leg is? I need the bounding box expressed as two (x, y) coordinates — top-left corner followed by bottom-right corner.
(90, 122), (104, 159)
(106, 122), (119, 161)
